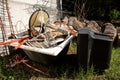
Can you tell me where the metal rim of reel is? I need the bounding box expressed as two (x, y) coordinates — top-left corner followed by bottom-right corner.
(29, 9), (49, 37)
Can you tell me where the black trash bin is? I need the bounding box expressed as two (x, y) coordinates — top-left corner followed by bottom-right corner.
(77, 28), (113, 72)
(77, 28), (93, 71)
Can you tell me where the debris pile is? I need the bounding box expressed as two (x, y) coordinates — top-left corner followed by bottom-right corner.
(61, 16), (117, 40)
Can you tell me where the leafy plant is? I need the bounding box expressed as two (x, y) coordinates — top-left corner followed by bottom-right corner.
(105, 48), (120, 80)
(109, 9), (120, 20)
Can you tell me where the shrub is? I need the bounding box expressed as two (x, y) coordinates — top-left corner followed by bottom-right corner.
(109, 9), (120, 20)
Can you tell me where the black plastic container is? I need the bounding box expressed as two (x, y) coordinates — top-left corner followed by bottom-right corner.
(77, 28), (93, 71)
(77, 28), (113, 72)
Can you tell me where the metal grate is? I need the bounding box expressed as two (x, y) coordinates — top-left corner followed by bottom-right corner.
(0, 0), (14, 56)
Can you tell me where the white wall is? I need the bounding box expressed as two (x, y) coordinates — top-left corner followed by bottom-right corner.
(9, 0), (58, 33)
(9, 1), (30, 32)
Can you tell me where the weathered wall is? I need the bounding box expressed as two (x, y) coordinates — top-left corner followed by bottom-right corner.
(9, 0), (58, 33)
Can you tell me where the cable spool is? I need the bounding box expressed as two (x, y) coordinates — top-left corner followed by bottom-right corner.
(29, 9), (49, 37)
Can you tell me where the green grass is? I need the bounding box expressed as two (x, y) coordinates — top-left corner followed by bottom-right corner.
(105, 48), (120, 80)
(0, 47), (120, 80)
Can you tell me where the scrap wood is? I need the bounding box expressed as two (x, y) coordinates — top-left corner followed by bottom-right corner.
(0, 39), (21, 45)
(15, 39), (28, 49)
(0, 37), (30, 49)
(47, 23), (69, 35)
(15, 37), (30, 49)
(0, 37), (30, 45)
(47, 23), (77, 36)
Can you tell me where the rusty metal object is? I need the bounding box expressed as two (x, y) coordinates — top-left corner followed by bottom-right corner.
(6, 54), (46, 75)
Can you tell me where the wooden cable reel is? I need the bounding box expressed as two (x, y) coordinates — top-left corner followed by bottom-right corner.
(29, 9), (49, 37)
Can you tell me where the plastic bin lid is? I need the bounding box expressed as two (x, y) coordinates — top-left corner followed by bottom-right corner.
(78, 27), (113, 41)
